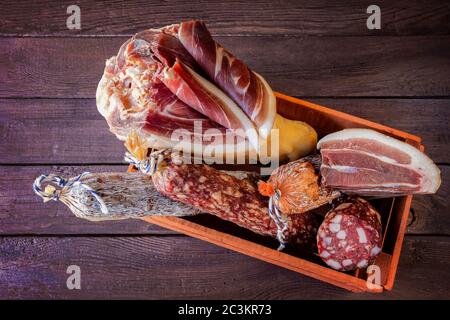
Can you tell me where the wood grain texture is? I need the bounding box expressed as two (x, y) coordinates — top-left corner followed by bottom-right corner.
(410, 166), (450, 236)
(1, 98), (448, 164)
(0, 165), (176, 235)
(0, 99), (124, 164)
(0, 0), (449, 36)
(0, 0), (448, 298)
(0, 235), (448, 299)
(308, 98), (450, 164)
(1, 36), (450, 98)
(0, 165), (448, 235)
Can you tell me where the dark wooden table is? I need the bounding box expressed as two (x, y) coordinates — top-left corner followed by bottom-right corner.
(1, 0), (449, 299)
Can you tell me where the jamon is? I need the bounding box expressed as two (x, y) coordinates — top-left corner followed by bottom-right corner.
(97, 21), (317, 162)
(117, 24), (260, 151)
(317, 129), (441, 196)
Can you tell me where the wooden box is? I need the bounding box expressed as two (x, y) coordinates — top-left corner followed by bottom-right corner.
(130, 92), (421, 293)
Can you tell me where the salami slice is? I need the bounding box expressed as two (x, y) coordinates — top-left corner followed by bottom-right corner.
(317, 197), (382, 271)
(151, 161), (320, 248)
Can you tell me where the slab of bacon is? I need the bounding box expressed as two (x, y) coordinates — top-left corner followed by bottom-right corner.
(97, 20), (317, 162)
(317, 129), (441, 196)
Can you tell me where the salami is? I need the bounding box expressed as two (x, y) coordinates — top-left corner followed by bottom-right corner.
(316, 197), (382, 271)
(151, 161), (320, 248)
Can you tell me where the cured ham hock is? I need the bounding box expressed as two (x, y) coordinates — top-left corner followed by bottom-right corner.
(96, 20), (317, 163)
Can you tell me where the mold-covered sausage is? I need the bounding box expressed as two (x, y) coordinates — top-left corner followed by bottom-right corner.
(317, 197), (382, 271)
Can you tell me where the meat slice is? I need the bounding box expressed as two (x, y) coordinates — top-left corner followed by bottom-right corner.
(170, 20), (277, 139)
(159, 59), (259, 150)
(134, 29), (199, 72)
(317, 197), (382, 271)
(135, 27), (259, 150)
(143, 82), (226, 139)
(317, 129), (441, 196)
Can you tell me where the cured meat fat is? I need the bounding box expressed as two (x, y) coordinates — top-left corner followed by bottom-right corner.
(159, 59), (259, 150)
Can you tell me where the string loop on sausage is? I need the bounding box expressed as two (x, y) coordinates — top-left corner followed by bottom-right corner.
(125, 149), (172, 175)
(33, 172), (108, 214)
(268, 190), (289, 250)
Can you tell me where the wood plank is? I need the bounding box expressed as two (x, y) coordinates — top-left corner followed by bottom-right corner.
(0, 165), (447, 235)
(1, 98), (448, 164)
(383, 236), (450, 298)
(1, 36), (450, 98)
(0, 235), (448, 299)
(0, 0), (448, 36)
(0, 99), (124, 164)
(410, 166), (450, 235)
(0, 165), (176, 235)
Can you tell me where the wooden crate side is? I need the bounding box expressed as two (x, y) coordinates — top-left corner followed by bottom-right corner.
(274, 92), (422, 143)
(141, 215), (381, 293)
(384, 195), (413, 290)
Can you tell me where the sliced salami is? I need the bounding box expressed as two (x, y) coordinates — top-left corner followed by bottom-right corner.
(317, 197), (382, 271)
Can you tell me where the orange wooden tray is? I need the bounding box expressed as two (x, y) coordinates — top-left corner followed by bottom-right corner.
(130, 92), (421, 293)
